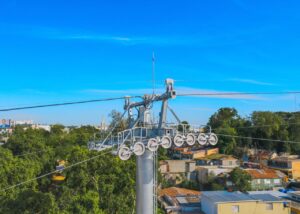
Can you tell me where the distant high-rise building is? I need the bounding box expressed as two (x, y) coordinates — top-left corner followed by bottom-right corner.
(100, 116), (107, 131)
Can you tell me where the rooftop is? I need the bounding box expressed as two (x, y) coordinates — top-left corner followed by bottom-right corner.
(202, 191), (256, 203)
(250, 194), (284, 202)
(159, 187), (201, 213)
(248, 191), (288, 199)
(271, 155), (300, 162)
(202, 191), (287, 204)
(159, 187), (201, 197)
(196, 153), (236, 161)
(245, 168), (286, 179)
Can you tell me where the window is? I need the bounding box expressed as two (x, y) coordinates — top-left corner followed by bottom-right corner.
(256, 179), (261, 184)
(232, 205), (239, 213)
(265, 179), (271, 184)
(274, 179), (281, 184)
(266, 203), (273, 210)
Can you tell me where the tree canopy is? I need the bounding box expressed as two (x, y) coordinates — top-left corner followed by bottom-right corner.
(229, 168), (252, 192)
(208, 108), (300, 155)
(1, 108), (300, 213)
(0, 111), (136, 214)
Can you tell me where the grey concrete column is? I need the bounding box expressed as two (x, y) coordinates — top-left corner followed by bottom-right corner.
(136, 150), (154, 214)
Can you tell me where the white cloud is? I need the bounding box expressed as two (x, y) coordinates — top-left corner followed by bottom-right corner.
(0, 24), (273, 47)
(228, 78), (275, 86)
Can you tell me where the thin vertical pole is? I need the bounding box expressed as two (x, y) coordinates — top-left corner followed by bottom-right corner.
(152, 52), (156, 94)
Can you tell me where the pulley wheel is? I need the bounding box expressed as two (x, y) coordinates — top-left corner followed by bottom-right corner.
(133, 142), (146, 156)
(198, 133), (207, 146)
(118, 146), (132, 161)
(160, 136), (172, 149)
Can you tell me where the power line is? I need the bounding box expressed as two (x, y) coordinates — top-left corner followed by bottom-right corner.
(0, 96), (136, 112)
(2, 91), (300, 113)
(177, 91), (300, 97)
(212, 122), (300, 131)
(217, 134), (300, 144)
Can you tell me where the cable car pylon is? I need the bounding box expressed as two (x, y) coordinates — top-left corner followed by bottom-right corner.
(89, 78), (218, 214)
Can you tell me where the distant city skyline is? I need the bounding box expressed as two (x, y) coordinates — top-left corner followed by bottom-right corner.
(0, 0), (300, 125)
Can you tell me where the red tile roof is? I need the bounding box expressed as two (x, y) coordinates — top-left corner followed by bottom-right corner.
(245, 168), (282, 179)
(159, 187), (201, 197)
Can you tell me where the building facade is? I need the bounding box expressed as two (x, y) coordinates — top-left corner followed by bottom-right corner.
(159, 160), (197, 183)
(201, 191), (290, 214)
(196, 155), (240, 169)
(268, 156), (300, 180)
(172, 147), (219, 160)
(245, 168), (285, 190)
(197, 166), (233, 184)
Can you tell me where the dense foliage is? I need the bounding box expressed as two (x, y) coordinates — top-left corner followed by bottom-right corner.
(0, 124), (136, 214)
(229, 168), (252, 192)
(208, 108), (300, 155)
(1, 108), (299, 213)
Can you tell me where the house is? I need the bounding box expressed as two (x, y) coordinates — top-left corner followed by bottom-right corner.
(159, 187), (201, 214)
(219, 156), (240, 168)
(268, 156), (300, 180)
(172, 147), (219, 160)
(246, 149), (278, 166)
(245, 168), (286, 190)
(197, 166), (233, 184)
(248, 190), (300, 214)
(196, 154), (240, 169)
(201, 191), (290, 214)
(195, 154), (239, 184)
(159, 160), (197, 184)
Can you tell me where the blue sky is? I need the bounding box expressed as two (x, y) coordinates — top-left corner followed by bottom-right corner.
(0, 0), (300, 125)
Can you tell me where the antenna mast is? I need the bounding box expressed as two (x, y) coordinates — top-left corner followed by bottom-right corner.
(152, 52), (156, 94)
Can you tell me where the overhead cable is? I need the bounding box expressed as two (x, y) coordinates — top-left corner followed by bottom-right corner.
(212, 122), (300, 131)
(217, 134), (300, 144)
(0, 97), (134, 112)
(177, 91), (300, 97)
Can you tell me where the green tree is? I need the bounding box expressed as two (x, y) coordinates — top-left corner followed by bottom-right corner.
(1, 190), (58, 214)
(208, 108), (243, 154)
(287, 112), (300, 154)
(108, 110), (128, 134)
(230, 168), (251, 192)
(0, 126), (137, 213)
(178, 121), (190, 132)
(252, 111), (289, 152)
